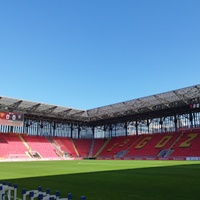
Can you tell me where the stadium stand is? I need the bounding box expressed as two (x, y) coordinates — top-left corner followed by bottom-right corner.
(72, 139), (92, 158)
(1, 84), (200, 161)
(98, 136), (136, 158)
(0, 133), (29, 159)
(51, 137), (78, 157)
(170, 130), (200, 157)
(22, 135), (59, 158)
(96, 129), (200, 160)
(124, 132), (179, 158)
(91, 138), (108, 157)
(1, 130), (200, 160)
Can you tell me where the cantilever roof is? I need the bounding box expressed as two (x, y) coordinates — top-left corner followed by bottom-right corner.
(87, 84), (200, 121)
(0, 84), (200, 122)
(0, 97), (87, 121)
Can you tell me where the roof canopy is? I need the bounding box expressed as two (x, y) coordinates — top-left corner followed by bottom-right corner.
(0, 84), (200, 122)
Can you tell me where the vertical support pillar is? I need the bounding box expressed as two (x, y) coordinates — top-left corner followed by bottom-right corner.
(37, 121), (39, 136)
(103, 125), (106, 138)
(70, 124), (73, 138)
(189, 112), (193, 128)
(78, 125), (81, 139)
(9, 126), (14, 133)
(114, 124), (117, 136)
(174, 114), (177, 132)
(193, 112), (197, 128)
(135, 120), (138, 136)
(24, 122), (28, 134)
(124, 122), (128, 136)
(92, 126), (95, 138)
(160, 118), (163, 133)
(109, 125), (112, 138)
(147, 119), (150, 134)
(52, 122), (56, 137)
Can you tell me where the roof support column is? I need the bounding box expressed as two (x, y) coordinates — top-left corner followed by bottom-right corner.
(124, 122), (128, 136)
(147, 119), (150, 134)
(70, 124), (73, 138)
(78, 125), (81, 139)
(109, 125), (112, 138)
(9, 126), (13, 133)
(103, 125), (107, 138)
(160, 118), (163, 133)
(135, 120), (138, 136)
(92, 126), (95, 138)
(190, 112), (193, 128)
(24, 121), (28, 134)
(52, 122), (56, 137)
(37, 122), (39, 136)
(114, 124), (117, 137)
(174, 114), (178, 132)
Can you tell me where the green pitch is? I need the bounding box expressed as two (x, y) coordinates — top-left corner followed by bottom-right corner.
(0, 160), (200, 200)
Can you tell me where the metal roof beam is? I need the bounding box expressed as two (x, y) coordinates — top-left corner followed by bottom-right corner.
(27, 103), (41, 112)
(195, 85), (200, 93)
(7, 100), (23, 111)
(154, 95), (170, 108)
(42, 106), (57, 114)
(71, 111), (85, 117)
(57, 109), (73, 116)
(137, 99), (153, 111)
(125, 101), (139, 113)
(173, 91), (188, 104)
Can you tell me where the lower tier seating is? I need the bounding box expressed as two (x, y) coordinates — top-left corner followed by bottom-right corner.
(0, 133), (29, 158)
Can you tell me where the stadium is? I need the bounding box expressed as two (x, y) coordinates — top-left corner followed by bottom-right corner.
(1, 84), (200, 200)
(1, 0), (200, 199)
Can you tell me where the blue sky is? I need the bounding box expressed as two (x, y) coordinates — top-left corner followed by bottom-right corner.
(0, 0), (200, 110)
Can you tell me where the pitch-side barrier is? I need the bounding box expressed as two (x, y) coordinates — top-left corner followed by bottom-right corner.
(0, 182), (17, 200)
(0, 182), (86, 200)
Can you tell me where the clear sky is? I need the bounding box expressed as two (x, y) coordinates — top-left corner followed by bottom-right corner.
(0, 0), (200, 110)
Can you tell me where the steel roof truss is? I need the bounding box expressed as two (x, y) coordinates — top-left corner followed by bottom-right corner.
(137, 99), (153, 111)
(7, 100), (23, 111)
(42, 106), (58, 114)
(154, 95), (170, 109)
(173, 90), (190, 105)
(71, 111), (85, 117)
(26, 103), (41, 113)
(57, 109), (73, 117)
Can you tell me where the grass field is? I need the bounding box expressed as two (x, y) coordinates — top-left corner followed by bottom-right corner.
(0, 160), (200, 200)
